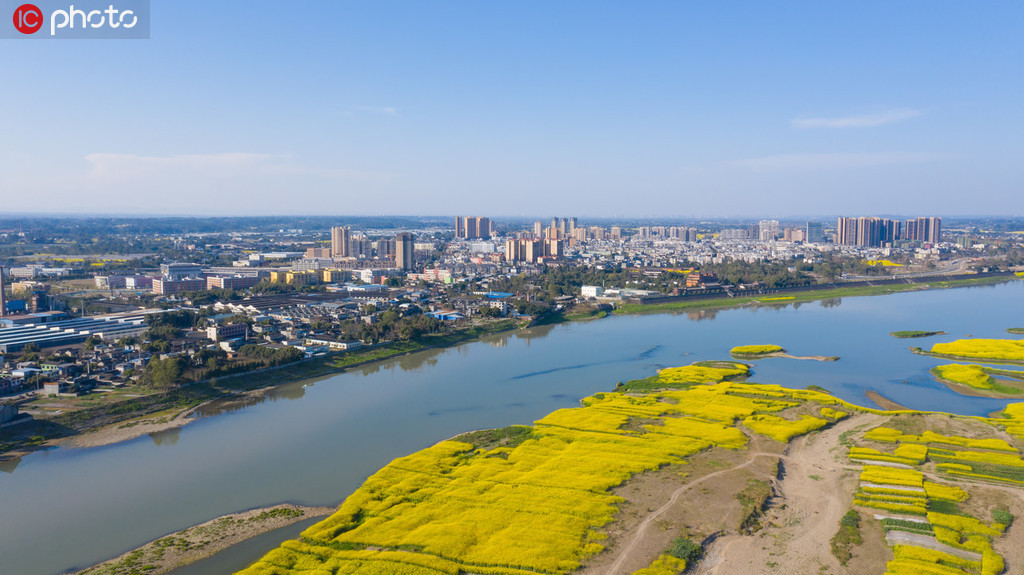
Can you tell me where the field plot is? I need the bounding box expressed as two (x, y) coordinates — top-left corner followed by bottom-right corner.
(237, 363), (1024, 575)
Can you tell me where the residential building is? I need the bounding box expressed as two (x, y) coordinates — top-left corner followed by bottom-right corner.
(396, 232), (415, 270)
(758, 220), (780, 241)
(207, 275), (261, 290)
(206, 323), (248, 342)
(456, 217), (491, 239)
(331, 226), (351, 258)
(153, 277), (205, 295)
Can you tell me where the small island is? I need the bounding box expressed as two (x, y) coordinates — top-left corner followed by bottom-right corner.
(930, 364), (1024, 397)
(1009, 328), (1024, 335)
(915, 337), (1024, 365)
(730, 344), (785, 357)
(889, 330), (946, 339)
(730, 345), (838, 362)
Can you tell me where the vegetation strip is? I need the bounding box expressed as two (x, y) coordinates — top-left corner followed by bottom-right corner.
(76, 505), (334, 575)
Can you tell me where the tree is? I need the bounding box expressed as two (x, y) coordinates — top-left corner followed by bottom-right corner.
(146, 356), (186, 388)
(115, 337), (137, 349)
(84, 335), (101, 351)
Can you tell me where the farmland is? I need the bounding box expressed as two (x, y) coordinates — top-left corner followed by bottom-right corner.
(237, 363), (1024, 575)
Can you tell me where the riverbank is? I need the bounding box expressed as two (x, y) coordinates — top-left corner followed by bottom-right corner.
(613, 273), (1017, 315)
(3, 275), (1014, 461)
(7, 278), (1023, 575)
(75, 504), (334, 575)
(1, 319), (526, 460)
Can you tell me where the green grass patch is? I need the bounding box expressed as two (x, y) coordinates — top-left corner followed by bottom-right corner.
(830, 510), (863, 566)
(926, 498), (963, 516)
(881, 517), (933, 535)
(667, 536), (702, 563)
(451, 425), (535, 451)
(890, 330), (946, 338)
(992, 508), (1014, 527)
(737, 478), (773, 533)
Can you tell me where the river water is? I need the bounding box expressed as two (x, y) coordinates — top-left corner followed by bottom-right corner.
(1, 281), (1022, 575)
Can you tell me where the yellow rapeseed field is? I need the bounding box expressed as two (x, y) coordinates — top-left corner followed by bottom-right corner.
(730, 345), (784, 356)
(932, 364), (994, 390)
(930, 338), (1024, 363)
(240, 372), (846, 575)
(631, 554), (687, 575)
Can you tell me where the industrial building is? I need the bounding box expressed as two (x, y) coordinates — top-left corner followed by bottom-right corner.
(0, 311), (161, 353)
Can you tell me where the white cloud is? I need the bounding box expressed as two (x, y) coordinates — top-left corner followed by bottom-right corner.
(723, 152), (936, 173)
(792, 108), (922, 129)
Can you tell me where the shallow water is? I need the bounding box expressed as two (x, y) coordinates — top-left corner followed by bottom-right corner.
(1, 281), (1022, 575)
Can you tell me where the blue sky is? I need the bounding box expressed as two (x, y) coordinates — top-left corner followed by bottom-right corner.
(1, 1), (1022, 217)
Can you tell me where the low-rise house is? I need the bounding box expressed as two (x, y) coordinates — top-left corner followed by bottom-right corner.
(303, 338), (363, 351)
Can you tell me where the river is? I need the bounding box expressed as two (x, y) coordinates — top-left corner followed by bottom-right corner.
(1, 281), (1022, 575)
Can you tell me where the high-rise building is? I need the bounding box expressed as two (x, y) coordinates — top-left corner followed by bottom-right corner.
(350, 235), (371, 258)
(331, 226), (351, 258)
(758, 220), (780, 241)
(396, 232), (415, 271)
(567, 217), (577, 237)
(909, 217), (942, 243)
(836, 217), (859, 245)
(455, 217), (492, 239)
(610, 226), (621, 241)
(524, 239), (542, 263)
(505, 239), (523, 262)
(839, 216), (936, 246)
(373, 238), (395, 257)
(533, 221), (543, 237)
(0, 266), (6, 317)
(806, 222), (824, 243)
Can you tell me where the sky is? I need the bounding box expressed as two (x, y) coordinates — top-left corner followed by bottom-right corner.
(1, 1), (1023, 218)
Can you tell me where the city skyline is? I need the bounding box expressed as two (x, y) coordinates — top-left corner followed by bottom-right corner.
(2, 2), (1023, 217)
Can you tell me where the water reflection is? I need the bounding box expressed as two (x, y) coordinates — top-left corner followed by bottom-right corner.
(267, 381), (308, 402)
(149, 427), (180, 446)
(394, 347), (446, 373)
(195, 380), (309, 418)
(0, 456), (20, 474)
(686, 309), (719, 322)
(820, 298), (842, 308)
(514, 323), (557, 341)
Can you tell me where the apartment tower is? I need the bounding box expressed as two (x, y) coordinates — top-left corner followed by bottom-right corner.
(396, 232), (415, 271)
(331, 226), (351, 258)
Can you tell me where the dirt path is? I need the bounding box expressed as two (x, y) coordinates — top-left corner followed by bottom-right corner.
(697, 413), (884, 575)
(884, 531), (982, 561)
(604, 451), (782, 574)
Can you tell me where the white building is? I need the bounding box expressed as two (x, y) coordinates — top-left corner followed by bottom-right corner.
(581, 285), (604, 298)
